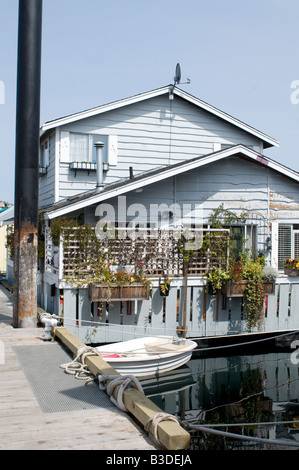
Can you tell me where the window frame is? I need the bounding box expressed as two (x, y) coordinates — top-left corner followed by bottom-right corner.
(278, 224), (299, 271)
(69, 132), (107, 164)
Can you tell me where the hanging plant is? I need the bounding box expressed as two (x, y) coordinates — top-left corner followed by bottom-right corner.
(205, 268), (231, 295)
(242, 261), (265, 331)
(159, 275), (173, 296)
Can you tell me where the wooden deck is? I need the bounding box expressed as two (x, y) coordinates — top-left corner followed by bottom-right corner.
(0, 284), (156, 450)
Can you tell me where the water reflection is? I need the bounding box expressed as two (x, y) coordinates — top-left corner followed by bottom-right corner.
(140, 352), (299, 450)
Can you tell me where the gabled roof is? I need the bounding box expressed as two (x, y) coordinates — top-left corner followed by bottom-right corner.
(40, 85), (278, 149)
(44, 145), (298, 220)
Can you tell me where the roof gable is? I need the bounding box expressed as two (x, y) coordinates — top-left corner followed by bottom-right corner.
(41, 86), (278, 149)
(45, 145), (296, 220)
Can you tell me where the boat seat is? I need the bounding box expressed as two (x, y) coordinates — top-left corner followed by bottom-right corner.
(145, 341), (186, 353)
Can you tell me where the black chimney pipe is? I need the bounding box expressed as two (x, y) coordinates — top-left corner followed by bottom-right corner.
(13, 0), (43, 328)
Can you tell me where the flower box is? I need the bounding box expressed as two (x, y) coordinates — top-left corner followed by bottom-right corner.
(88, 283), (150, 301)
(284, 267), (299, 277)
(262, 282), (275, 295)
(222, 281), (275, 297)
(39, 166), (48, 176)
(69, 162), (97, 171)
(222, 281), (248, 297)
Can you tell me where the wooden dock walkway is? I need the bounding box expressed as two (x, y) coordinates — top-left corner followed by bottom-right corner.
(0, 284), (156, 450)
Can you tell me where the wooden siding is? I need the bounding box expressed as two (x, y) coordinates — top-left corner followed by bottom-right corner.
(60, 279), (299, 344)
(269, 172), (299, 221)
(39, 95), (263, 206)
(83, 156), (299, 226)
(85, 157), (271, 225)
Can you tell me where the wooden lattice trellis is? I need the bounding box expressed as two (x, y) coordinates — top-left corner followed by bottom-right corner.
(55, 227), (229, 282)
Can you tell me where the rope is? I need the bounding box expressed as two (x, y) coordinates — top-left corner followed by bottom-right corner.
(60, 346), (102, 380)
(182, 421), (299, 448)
(144, 412), (181, 448)
(98, 374), (144, 412)
(188, 419), (299, 428)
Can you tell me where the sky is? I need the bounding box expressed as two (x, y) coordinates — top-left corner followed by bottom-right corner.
(1, 0), (299, 203)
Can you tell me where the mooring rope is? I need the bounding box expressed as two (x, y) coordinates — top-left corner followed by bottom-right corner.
(97, 374), (144, 412)
(181, 421), (299, 448)
(60, 346), (102, 380)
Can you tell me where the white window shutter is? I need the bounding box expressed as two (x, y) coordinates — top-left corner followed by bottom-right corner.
(60, 131), (70, 162)
(294, 231), (299, 258)
(107, 135), (118, 166)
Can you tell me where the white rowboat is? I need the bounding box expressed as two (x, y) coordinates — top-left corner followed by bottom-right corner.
(96, 336), (197, 377)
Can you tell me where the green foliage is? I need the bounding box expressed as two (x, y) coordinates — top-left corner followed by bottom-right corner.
(242, 260), (265, 331)
(159, 274), (173, 295)
(208, 203), (248, 228)
(205, 268), (231, 295)
(205, 205), (276, 331)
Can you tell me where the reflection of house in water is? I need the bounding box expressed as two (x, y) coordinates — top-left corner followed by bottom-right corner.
(147, 352), (299, 449)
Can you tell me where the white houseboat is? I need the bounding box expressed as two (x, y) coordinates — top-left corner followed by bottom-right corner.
(6, 84), (299, 347)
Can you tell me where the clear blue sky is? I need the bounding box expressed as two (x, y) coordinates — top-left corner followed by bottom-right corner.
(1, 0), (299, 203)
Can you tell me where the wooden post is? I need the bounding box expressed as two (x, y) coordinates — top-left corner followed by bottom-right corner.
(182, 265), (188, 338)
(54, 327), (190, 450)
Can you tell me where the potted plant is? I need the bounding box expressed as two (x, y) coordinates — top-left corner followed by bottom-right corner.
(284, 259), (299, 276)
(223, 259), (247, 297)
(159, 275), (172, 296)
(262, 266), (278, 293)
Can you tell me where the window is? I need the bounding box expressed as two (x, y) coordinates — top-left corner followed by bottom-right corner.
(69, 133), (107, 163)
(40, 139), (49, 168)
(219, 225), (257, 259)
(278, 224), (299, 270)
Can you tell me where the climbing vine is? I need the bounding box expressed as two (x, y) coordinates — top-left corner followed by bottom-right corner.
(204, 204), (278, 331)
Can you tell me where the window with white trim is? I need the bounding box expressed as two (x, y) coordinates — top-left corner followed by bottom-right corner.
(69, 133), (107, 163)
(278, 224), (299, 270)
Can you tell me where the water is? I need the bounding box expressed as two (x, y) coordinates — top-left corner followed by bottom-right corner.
(141, 350), (299, 450)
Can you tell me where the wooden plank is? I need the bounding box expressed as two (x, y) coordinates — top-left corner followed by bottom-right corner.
(278, 283), (291, 330)
(54, 327), (190, 450)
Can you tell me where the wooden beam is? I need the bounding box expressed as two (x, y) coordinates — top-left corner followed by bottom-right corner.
(54, 327), (190, 450)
